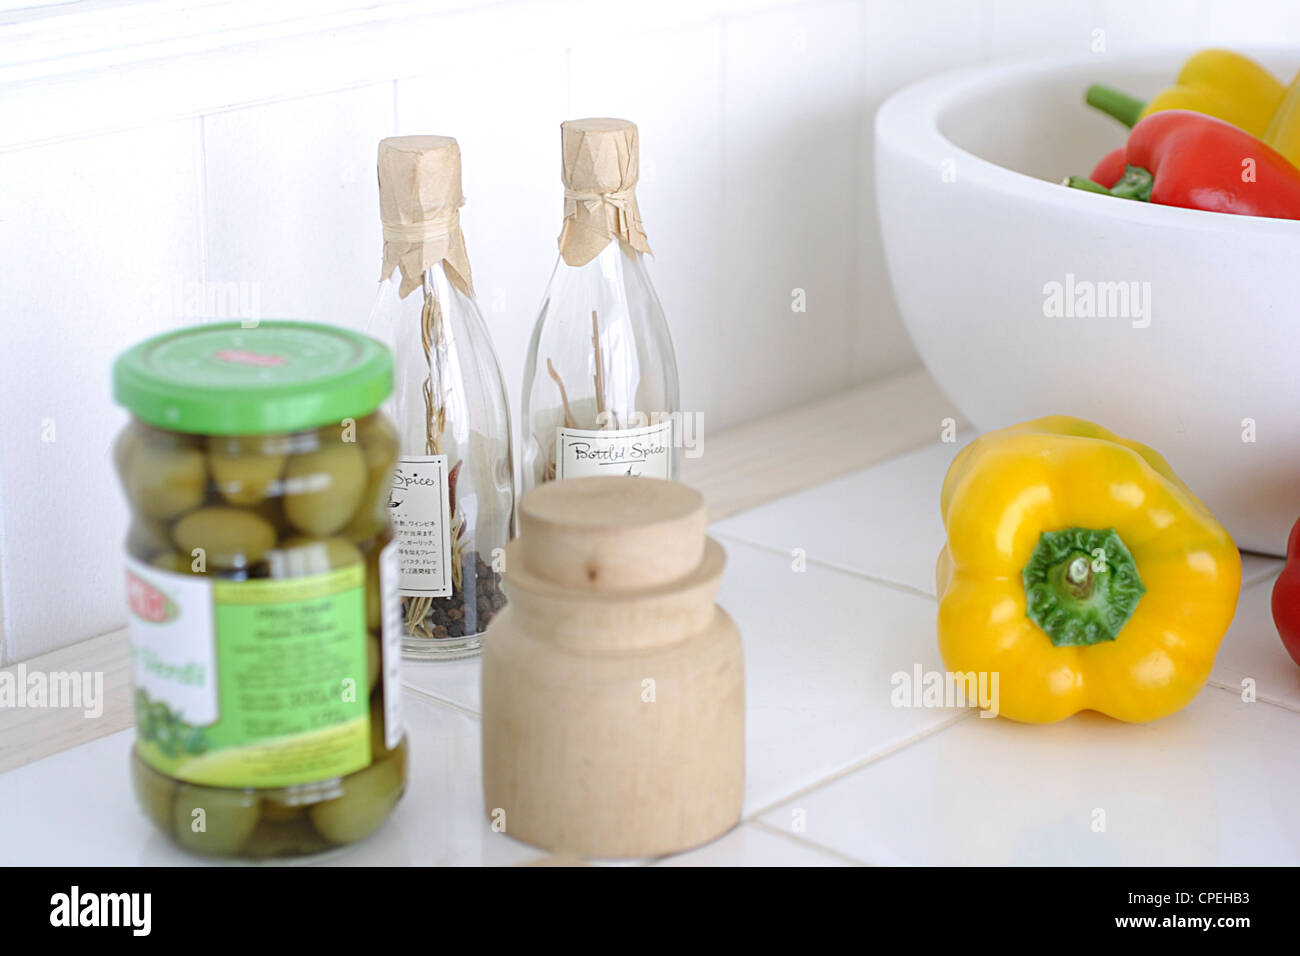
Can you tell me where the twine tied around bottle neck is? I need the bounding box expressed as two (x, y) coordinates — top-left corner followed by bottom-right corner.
(564, 186), (635, 216)
(381, 210), (457, 246)
(558, 185), (651, 267)
(380, 200), (473, 299)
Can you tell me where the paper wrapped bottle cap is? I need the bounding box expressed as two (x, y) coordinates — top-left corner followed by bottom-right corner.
(558, 118), (652, 267)
(377, 135), (474, 298)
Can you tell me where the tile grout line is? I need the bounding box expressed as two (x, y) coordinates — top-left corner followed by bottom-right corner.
(0, 445), (8, 666)
(400, 682), (482, 721)
(746, 817), (872, 867)
(0, 74), (402, 156)
(741, 708), (976, 822)
(1242, 564), (1284, 589)
(2, 2), (758, 156)
(58, 551), (1284, 662)
(1204, 677), (1300, 716)
(194, 115), (208, 288)
(710, 528), (939, 602)
(849, 0), (875, 386)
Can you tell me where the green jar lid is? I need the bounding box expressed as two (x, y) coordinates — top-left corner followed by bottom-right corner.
(113, 321), (393, 435)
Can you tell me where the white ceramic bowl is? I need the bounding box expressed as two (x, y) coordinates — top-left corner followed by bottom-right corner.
(876, 48), (1300, 555)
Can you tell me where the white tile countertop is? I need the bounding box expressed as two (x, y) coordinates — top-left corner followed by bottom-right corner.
(3, 432), (1299, 866)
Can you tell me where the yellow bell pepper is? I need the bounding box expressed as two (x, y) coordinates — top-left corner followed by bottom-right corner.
(936, 417), (1240, 724)
(1144, 49), (1284, 136)
(1087, 49), (1285, 139)
(1264, 70), (1300, 170)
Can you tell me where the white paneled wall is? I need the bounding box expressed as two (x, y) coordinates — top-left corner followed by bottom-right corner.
(717, 2), (864, 425)
(0, 120), (206, 663)
(0, 0), (1294, 663)
(569, 22), (726, 424)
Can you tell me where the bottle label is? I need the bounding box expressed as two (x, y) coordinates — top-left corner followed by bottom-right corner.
(125, 555), (371, 789)
(378, 539), (404, 750)
(390, 455), (454, 599)
(555, 421), (674, 479)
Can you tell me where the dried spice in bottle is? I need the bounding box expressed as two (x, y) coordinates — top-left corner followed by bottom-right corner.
(367, 135), (514, 659)
(521, 118), (680, 492)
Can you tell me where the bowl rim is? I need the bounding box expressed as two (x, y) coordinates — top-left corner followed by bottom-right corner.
(874, 45), (1300, 236)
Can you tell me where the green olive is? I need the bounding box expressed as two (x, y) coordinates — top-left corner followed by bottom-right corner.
(363, 414), (398, 455)
(172, 784), (261, 856)
(127, 518), (173, 560)
(151, 551), (200, 575)
(260, 777), (343, 825)
(208, 435), (287, 506)
(308, 746), (405, 845)
(365, 551), (382, 631)
(268, 535), (363, 578)
(283, 441), (367, 536)
(173, 507), (278, 569)
(367, 631), (381, 691)
(241, 816), (329, 859)
(343, 417), (398, 541)
(112, 423), (138, 474)
(118, 428), (207, 520)
(369, 693), (391, 758)
(131, 756), (175, 833)
(260, 798), (305, 824)
(252, 496), (291, 536)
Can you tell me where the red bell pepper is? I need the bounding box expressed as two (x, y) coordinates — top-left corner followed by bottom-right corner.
(1089, 147), (1126, 189)
(1272, 517), (1300, 669)
(1067, 109), (1300, 219)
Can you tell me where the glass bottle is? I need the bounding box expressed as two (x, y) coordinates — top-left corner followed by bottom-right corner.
(367, 135), (514, 660)
(521, 118), (680, 492)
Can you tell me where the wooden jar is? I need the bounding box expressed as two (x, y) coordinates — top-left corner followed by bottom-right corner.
(481, 476), (745, 859)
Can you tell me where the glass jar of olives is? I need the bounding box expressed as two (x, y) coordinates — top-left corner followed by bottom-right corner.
(113, 321), (407, 859)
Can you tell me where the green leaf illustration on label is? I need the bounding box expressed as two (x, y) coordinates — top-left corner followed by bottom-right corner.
(134, 689), (211, 758)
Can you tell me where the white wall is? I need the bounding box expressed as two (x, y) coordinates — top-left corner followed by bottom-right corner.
(2, 0), (1299, 663)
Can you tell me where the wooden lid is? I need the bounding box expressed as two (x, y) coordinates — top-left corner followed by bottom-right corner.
(518, 477), (707, 591)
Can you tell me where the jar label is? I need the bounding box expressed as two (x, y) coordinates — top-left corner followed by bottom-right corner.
(390, 455), (454, 598)
(555, 421), (673, 479)
(378, 539), (403, 750)
(125, 556), (371, 789)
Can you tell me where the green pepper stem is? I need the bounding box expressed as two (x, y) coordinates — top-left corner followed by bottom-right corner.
(1067, 556), (1091, 585)
(1064, 166), (1154, 203)
(1109, 165), (1154, 201)
(1064, 175), (1112, 194)
(1086, 83), (1145, 128)
(1022, 528), (1146, 647)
